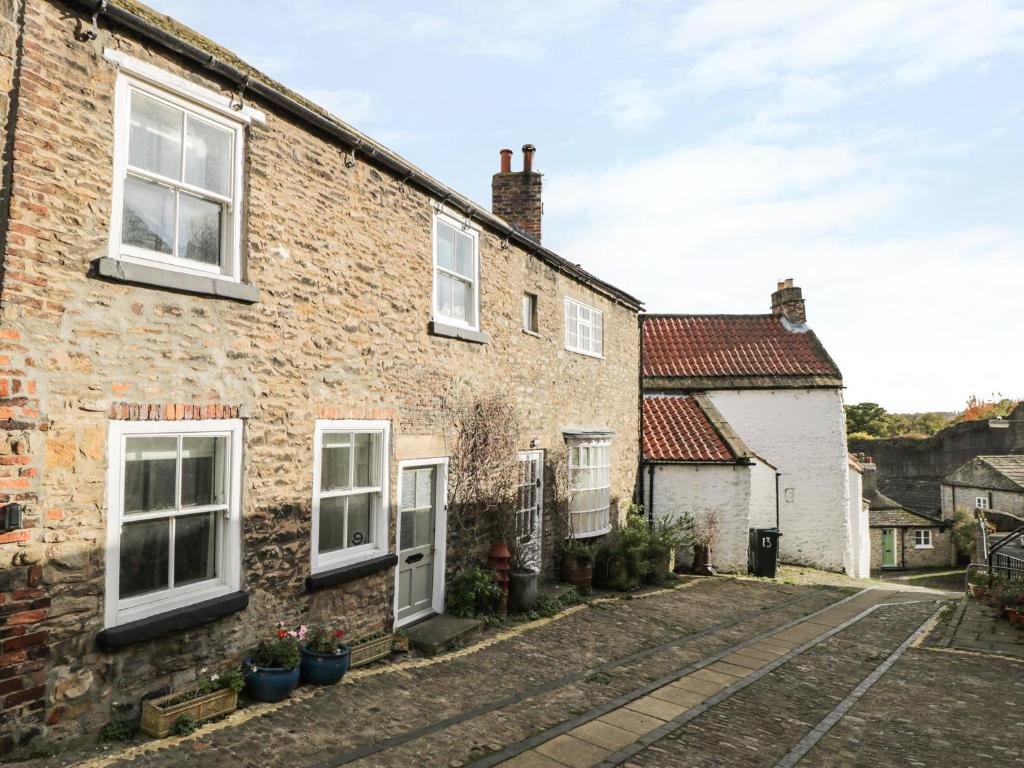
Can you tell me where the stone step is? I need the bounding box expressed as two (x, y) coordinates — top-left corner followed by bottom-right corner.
(404, 614), (483, 656)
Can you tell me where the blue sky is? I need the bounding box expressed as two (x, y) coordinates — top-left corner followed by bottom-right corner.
(151, 0), (1024, 412)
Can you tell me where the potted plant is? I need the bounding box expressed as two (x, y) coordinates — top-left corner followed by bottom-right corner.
(593, 512), (651, 591)
(643, 509), (693, 586)
(506, 537), (539, 613)
(691, 510), (722, 576)
(348, 630), (395, 669)
(559, 539), (593, 591)
(300, 625), (350, 686)
(392, 629), (411, 653)
(243, 622), (303, 703)
(140, 667), (244, 738)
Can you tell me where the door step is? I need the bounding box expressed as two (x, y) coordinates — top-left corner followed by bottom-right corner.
(404, 614), (483, 656)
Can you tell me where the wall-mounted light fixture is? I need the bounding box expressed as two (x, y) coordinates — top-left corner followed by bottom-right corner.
(2, 503), (23, 532)
(529, 439), (540, 449)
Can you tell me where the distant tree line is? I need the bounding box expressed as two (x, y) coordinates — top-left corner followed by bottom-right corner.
(846, 395), (1019, 439)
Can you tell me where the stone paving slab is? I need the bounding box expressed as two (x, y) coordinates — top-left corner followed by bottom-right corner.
(945, 598), (1024, 659)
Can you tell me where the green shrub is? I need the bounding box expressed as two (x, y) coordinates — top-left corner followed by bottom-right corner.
(99, 720), (134, 743)
(170, 715), (197, 737)
(448, 564), (504, 618)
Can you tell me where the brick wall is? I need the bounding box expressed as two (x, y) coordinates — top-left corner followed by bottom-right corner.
(0, 0), (640, 752)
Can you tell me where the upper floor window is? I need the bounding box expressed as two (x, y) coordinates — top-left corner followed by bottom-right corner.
(110, 73), (246, 280)
(567, 438), (611, 538)
(433, 214), (480, 330)
(976, 496), (990, 510)
(312, 420), (391, 573)
(565, 297), (603, 357)
(105, 420), (243, 627)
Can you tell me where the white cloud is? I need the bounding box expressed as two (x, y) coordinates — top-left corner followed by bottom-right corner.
(544, 138), (1023, 411)
(596, 80), (668, 131)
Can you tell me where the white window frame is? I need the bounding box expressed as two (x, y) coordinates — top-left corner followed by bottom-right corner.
(104, 419), (243, 628)
(975, 496), (990, 510)
(108, 66), (247, 283)
(432, 211), (481, 331)
(913, 529), (933, 549)
(311, 419), (391, 574)
(567, 438), (612, 539)
(564, 297), (604, 358)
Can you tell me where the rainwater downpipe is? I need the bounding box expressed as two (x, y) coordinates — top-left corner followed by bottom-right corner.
(775, 472), (781, 529)
(647, 464), (655, 525)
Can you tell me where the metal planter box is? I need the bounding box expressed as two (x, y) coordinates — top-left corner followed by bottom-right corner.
(140, 686), (238, 738)
(348, 635), (393, 669)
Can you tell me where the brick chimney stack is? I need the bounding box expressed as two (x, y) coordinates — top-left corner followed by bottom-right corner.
(491, 144), (543, 243)
(771, 278), (807, 325)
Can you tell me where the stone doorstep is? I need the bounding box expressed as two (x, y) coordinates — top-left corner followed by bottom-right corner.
(405, 614), (484, 656)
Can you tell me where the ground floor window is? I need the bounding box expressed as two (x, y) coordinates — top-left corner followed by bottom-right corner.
(913, 529), (933, 549)
(312, 420), (390, 573)
(105, 420), (242, 627)
(567, 439), (611, 538)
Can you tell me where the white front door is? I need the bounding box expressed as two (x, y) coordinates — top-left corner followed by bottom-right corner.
(517, 451), (544, 572)
(395, 459), (447, 627)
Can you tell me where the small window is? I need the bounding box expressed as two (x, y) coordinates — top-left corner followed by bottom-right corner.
(913, 529), (933, 548)
(523, 293), (538, 334)
(312, 420), (390, 572)
(565, 297), (603, 357)
(110, 75), (245, 280)
(567, 439), (611, 538)
(105, 420), (242, 627)
(433, 214), (480, 330)
(975, 496), (990, 510)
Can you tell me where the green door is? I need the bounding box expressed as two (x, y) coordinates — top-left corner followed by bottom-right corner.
(881, 528), (897, 567)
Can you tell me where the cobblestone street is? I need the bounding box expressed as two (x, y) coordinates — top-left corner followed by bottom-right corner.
(32, 577), (1023, 768)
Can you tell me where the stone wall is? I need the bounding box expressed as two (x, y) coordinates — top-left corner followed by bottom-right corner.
(869, 526), (955, 570)
(0, 0), (640, 752)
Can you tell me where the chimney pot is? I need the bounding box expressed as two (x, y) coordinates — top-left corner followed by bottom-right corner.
(522, 144), (536, 173)
(499, 148), (513, 173)
(771, 278), (807, 325)
(492, 144), (543, 242)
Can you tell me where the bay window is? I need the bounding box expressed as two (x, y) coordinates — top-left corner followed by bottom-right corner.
(567, 439), (612, 538)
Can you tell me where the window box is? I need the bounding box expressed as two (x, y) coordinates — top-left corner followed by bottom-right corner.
(140, 684), (238, 738)
(348, 632), (394, 669)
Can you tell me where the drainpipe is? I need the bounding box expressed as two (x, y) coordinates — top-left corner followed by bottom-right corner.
(647, 464), (655, 525)
(900, 528), (906, 569)
(775, 472), (781, 529)
(637, 314), (645, 509)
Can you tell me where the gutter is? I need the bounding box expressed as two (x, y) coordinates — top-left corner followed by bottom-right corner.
(67, 0), (643, 312)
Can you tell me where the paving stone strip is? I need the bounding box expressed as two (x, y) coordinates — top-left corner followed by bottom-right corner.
(771, 605), (942, 768)
(307, 589), (825, 768)
(478, 591), (940, 768)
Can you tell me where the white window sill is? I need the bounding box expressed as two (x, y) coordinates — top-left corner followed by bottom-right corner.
(569, 526), (612, 540)
(112, 582), (235, 628)
(566, 346), (604, 359)
(95, 257), (259, 303)
(522, 328), (542, 338)
(914, 545), (934, 550)
(429, 320), (490, 344)
(312, 547), (390, 576)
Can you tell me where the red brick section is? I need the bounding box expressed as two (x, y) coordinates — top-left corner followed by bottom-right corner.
(643, 395), (735, 462)
(642, 315), (840, 378)
(108, 402), (242, 420)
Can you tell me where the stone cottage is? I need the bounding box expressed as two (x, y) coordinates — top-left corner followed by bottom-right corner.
(641, 280), (867, 576)
(862, 458), (955, 570)
(941, 455), (1024, 531)
(0, 0), (643, 751)
(850, 403), (1024, 517)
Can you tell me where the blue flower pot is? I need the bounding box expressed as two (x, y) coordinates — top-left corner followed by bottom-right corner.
(243, 659), (300, 702)
(300, 644), (351, 686)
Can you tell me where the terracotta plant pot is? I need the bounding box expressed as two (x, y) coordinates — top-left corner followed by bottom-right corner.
(560, 559), (592, 591)
(1007, 607), (1021, 625)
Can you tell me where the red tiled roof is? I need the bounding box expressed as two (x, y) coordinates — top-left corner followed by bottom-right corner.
(643, 395), (736, 462)
(642, 315), (840, 379)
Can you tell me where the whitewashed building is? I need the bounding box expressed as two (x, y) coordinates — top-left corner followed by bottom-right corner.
(641, 280), (868, 576)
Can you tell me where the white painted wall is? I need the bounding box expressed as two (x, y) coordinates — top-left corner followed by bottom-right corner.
(749, 459), (778, 530)
(706, 389), (853, 574)
(647, 463), (752, 573)
(847, 466), (870, 578)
